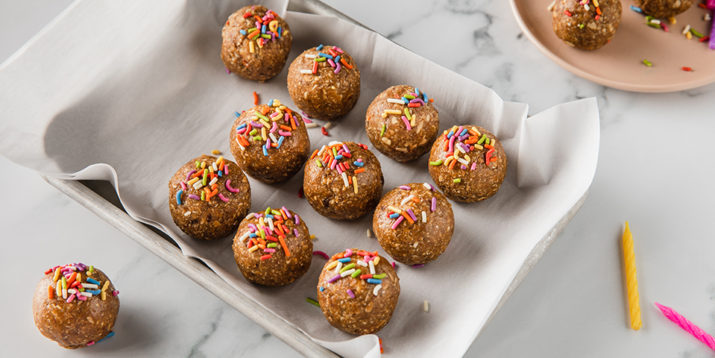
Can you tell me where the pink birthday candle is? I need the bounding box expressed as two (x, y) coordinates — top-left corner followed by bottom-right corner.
(654, 302), (715, 351)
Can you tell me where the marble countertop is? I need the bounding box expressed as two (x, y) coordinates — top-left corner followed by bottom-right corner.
(2, 0), (715, 356)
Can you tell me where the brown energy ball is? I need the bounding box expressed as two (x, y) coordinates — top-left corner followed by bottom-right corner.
(365, 85), (439, 162)
(221, 5), (292, 81)
(551, 0), (622, 50)
(287, 45), (360, 120)
(373, 183), (454, 265)
(33, 263), (119, 349)
(303, 141), (383, 220)
(428, 125), (507, 202)
(317, 249), (399, 335)
(169, 155), (251, 240)
(232, 206), (312, 286)
(229, 100), (310, 184)
(635, 0), (692, 18)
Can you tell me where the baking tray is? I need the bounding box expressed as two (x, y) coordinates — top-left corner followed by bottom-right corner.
(41, 0), (589, 356)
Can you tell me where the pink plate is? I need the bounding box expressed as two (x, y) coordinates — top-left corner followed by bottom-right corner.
(510, 0), (715, 92)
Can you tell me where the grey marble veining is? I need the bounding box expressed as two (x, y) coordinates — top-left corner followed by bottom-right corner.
(2, 0), (715, 357)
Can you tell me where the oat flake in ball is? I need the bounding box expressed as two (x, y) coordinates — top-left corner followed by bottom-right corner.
(317, 249), (400, 335)
(365, 85), (439, 162)
(551, 0), (622, 50)
(428, 125), (507, 202)
(230, 99), (310, 184)
(232, 206), (312, 286)
(33, 263), (119, 349)
(287, 44), (360, 120)
(221, 5), (292, 81)
(373, 183), (454, 265)
(169, 155), (251, 240)
(303, 141), (383, 220)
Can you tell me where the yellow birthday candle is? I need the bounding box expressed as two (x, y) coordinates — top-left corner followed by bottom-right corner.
(622, 221), (642, 330)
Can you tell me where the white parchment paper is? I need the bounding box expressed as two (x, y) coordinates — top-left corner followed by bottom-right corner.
(0, 0), (599, 356)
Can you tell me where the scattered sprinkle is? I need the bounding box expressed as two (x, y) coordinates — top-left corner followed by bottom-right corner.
(253, 91), (259, 105)
(321, 126), (330, 136)
(682, 66), (694, 72)
(313, 250), (330, 259)
(423, 300), (430, 312)
(642, 59), (653, 67)
(306, 297), (320, 307)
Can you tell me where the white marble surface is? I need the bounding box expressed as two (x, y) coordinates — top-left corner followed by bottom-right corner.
(2, 0), (715, 357)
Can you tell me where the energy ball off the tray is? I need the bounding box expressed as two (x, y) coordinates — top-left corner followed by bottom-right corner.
(317, 249), (400, 335)
(635, 0), (692, 18)
(373, 183), (454, 265)
(303, 141), (383, 220)
(428, 125), (507, 202)
(551, 0), (622, 50)
(365, 85), (439, 162)
(230, 99), (310, 183)
(232, 206), (312, 286)
(287, 44), (360, 120)
(33, 263), (119, 348)
(169, 155), (251, 240)
(221, 5), (292, 81)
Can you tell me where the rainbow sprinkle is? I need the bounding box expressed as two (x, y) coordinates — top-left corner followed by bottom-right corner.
(43, 263), (117, 317)
(431, 125), (499, 179)
(177, 156), (234, 206)
(386, 183), (436, 230)
(373, 87), (434, 138)
(238, 206), (301, 261)
(323, 249), (387, 295)
(234, 100), (301, 156)
(236, 7), (284, 54)
(301, 44), (353, 76)
(309, 141), (369, 194)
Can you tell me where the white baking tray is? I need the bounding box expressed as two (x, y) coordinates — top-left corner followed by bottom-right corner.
(39, 0), (590, 356)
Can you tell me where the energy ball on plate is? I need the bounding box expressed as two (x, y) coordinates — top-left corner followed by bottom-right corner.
(635, 0), (692, 18)
(303, 141), (383, 220)
(230, 99), (310, 183)
(373, 183), (454, 265)
(221, 5), (292, 81)
(365, 85), (439, 162)
(317, 249), (400, 335)
(287, 44), (360, 120)
(232, 206), (312, 286)
(33, 263), (119, 349)
(428, 125), (507, 203)
(169, 155), (251, 240)
(551, 0), (622, 50)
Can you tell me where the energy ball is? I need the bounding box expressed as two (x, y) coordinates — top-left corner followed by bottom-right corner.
(635, 0), (692, 18)
(551, 0), (622, 50)
(169, 155), (251, 240)
(287, 44), (360, 120)
(33, 263), (119, 349)
(373, 183), (454, 265)
(317, 249), (400, 335)
(221, 5), (292, 81)
(428, 125), (507, 202)
(230, 99), (310, 183)
(232, 206), (312, 286)
(303, 141), (383, 220)
(365, 85), (439, 162)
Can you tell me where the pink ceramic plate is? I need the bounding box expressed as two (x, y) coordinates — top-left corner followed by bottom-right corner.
(510, 0), (715, 92)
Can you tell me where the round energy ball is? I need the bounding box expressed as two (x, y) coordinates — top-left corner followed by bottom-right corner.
(635, 0), (692, 18)
(32, 263), (119, 349)
(551, 0), (622, 50)
(169, 155), (251, 240)
(317, 249), (400, 335)
(221, 5), (293, 81)
(303, 141), (383, 220)
(373, 183), (454, 265)
(428, 125), (507, 202)
(365, 85), (439, 162)
(229, 100), (310, 184)
(287, 44), (360, 120)
(232, 206), (312, 286)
